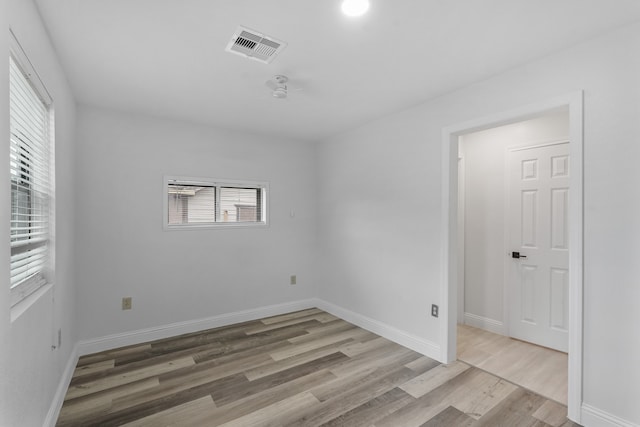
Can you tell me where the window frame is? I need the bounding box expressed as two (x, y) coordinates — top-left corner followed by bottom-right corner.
(9, 30), (55, 307)
(163, 175), (269, 230)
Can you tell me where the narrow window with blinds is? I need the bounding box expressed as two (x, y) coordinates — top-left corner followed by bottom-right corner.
(164, 177), (267, 229)
(9, 48), (54, 306)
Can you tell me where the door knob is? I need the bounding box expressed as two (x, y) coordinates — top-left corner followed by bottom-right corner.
(512, 251), (527, 259)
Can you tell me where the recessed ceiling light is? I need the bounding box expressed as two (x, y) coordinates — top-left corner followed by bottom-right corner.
(341, 0), (370, 17)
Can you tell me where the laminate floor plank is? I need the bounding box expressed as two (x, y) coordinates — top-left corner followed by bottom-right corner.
(211, 352), (348, 407)
(260, 308), (324, 325)
(76, 344), (152, 367)
(471, 387), (547, 427)
(120, 395), (218, 427)
(319, 387), (416, 427)
(160, 350), (274, 383)
(244, 341), (347, 381)
(57, 394), (112, 427)
(218, 392), (321, 427)
(64, 356), (195, 401)
(290, 319), (357, 341)
(108, 352), (274, 413)
(405, 355), (442, 373)
(70, 342), (223, 386)
(300, 312), (341, 326)
(318, 364), (431, 425)
(312, 348), (426, 404)
(134, 318), (293, 361)
(533, 399), (571, 427)
(310, 349), (420, 406)
(284, 323), (367, 346)
(458, 323), (568, 405)
(148, 319), (262, 346)
(400, 360), (470, 398)
(374, 368), (490, 427)
(448, 372), (518, 419)
(57, 309), (580, 427)
(419, 406), (475, 427)
(204, 369), (337, 427)
(82, 373), (250, 427)
(58, 378), (160, 425)
(244, 316), (324, 335)
(184, 324), (311, 365)
(283, 366), (418, 427)
(328, 342), (418, 379)
(72, 359), (115, 379)
(109, 321), (260, 367)
(246, 312), (339, 335)
(190, 334), (293, 364)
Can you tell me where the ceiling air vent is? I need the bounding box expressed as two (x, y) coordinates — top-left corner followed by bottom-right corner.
(225, 26), (287, 64)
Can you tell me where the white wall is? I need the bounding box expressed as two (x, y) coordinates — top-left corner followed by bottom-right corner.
(316, 22), (640, 424)
(459, 111), (569, 333)
(1, 0), (78, 426)
(75, 106), (317, 341)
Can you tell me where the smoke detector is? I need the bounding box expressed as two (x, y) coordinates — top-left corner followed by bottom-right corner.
(225, 26), (287, 64)
(266, 75), (289, 99)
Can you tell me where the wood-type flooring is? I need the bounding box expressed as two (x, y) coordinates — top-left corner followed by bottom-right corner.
(457, 323), (568, 405)
(57, 308), (580, 426)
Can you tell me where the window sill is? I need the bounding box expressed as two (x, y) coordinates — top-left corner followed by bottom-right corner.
(11, 283), (53, 323)
(163, 222), (269, 231)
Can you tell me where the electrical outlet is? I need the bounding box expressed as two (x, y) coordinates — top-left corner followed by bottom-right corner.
(431, 304), (439, 318)
(122, 297), (132, 310)
(290, 275), (297, 285)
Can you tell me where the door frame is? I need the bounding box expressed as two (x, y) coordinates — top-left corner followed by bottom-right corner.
(440, 92), (583, 422)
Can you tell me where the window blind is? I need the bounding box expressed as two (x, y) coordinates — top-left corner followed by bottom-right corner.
(9, 54), (52, 305)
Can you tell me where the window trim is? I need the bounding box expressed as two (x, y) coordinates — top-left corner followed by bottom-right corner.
(9, 30), (55, 307)
(9, 29), (52, 105)
(163, 175), (269, 230)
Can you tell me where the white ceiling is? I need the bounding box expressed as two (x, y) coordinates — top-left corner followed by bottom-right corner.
(35, 0), (640, 142)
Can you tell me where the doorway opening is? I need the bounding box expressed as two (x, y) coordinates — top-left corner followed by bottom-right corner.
(457, 110), (570, 404)
(440, 92), (583, 422)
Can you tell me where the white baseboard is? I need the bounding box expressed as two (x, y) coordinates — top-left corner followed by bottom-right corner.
(77, 299), (317, 356)
(581, 404), (639, 427)
(463, 312), (507, 336)
(314, 299), (441, 361)
(43, 343), (80, 427)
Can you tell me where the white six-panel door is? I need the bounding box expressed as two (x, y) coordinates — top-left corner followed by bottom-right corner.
(508, 141), (569, 352)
